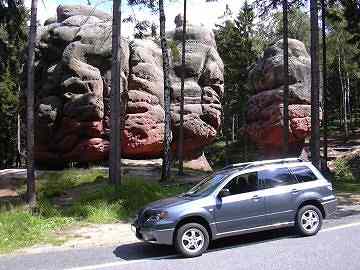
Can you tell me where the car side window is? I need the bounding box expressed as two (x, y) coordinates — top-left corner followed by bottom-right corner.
(259, 167), (298, 188)
(290, 166), (318, 182)
(224, 172), (258, 195)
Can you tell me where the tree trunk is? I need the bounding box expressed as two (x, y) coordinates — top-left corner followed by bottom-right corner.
(109, 0), (122, 186)
(346, 72), (351, 130)
(321, 0), (328, 165)
(178, 0), (186, 176)
(17, 113), (22, 168)
(232, 114), (235, 142)
(310, 0), (321, 169)
(26, 0), (38, 208)
(159, 0), (172, 181)
(338, 52), (348, 138)
(282, 0), (289, 157)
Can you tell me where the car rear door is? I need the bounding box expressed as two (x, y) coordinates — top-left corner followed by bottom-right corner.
(214, 172), (267, 235)
(258, 166), (301, 225)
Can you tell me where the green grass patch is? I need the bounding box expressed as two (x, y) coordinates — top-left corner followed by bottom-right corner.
(61, 180), (188, 223)
(0, 210), (72, 253)
(334, 181), (360, 194)
(37, 169), (107, 197)
(0, 169), (189, 253)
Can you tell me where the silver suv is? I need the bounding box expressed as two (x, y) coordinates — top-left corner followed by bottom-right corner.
(132, 158), (337, 257)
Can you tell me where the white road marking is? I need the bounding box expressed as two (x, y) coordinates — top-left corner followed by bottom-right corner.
(63, 254), (178, 270)
(64, 221), (360, 270)
(321, 221), (360, 233)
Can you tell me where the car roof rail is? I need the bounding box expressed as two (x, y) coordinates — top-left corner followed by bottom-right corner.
(223, 158), (303, 170)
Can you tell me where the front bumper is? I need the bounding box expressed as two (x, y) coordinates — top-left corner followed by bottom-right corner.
(131, 222), (174, 245)
(321, 198), (337, 218)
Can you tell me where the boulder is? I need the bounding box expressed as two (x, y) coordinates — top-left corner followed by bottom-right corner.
(57, 5), (112, 22)
(245, 39), (321, 157)
(26, 5), (224, 169)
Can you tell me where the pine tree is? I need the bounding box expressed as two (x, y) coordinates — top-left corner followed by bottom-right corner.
(26, 0), (38, 208)
(109, 0), (122, 186)
(310, 0), (321, 169)
(178, 0), (187, 176)
(215, 1), (257, 155)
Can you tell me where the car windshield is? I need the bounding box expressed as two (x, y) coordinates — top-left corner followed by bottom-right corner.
(183, 173), (227, 197)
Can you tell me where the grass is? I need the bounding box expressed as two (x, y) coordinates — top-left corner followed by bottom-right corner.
(0, 210), (72, 253)
(0, 169), (189, 253)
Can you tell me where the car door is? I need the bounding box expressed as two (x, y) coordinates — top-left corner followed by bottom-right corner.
(258, 166), (301, 225)
(214, 172), (267, 235)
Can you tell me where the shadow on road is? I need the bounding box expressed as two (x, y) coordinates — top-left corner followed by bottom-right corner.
(113, 242), (177, 260)
(113, 228), (296, 261)
(209, 228), (295, 252)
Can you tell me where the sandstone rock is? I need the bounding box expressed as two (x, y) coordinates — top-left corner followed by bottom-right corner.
(35, 96), (62, 144)
(57, 5), (112, 22)
(62, 15), (101, 27)
(168, 22), (224, 155)
(63, 138), (110, 162)
(249, 39), (311, 93)
(245, 39), (321, 157)
(27, 5), (224, 169)
(63, 93), (104, 121)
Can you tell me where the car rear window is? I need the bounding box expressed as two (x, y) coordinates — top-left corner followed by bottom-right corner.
(291, 166), (318, 182)
(259, 167), (298, 188)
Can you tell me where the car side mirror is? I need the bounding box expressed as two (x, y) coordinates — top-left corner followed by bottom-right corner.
(219, 188), (231, 197)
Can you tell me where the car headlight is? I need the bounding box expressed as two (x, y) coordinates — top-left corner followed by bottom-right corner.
(146, 211), (168, 223)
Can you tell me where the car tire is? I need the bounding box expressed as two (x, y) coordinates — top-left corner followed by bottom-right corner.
(175, 223), (210, 258)
(296, 205), (323, 236)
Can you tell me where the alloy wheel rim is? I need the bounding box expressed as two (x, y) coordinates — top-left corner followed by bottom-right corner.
(181, 228), (204, 253)
(301, 209), (320, 233)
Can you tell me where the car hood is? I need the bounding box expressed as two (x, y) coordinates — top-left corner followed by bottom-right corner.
(145, 195), (192, 210)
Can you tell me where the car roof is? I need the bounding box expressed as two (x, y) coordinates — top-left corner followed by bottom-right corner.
(221, 159), (314, 175)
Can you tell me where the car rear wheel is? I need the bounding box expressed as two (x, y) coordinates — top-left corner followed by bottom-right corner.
(296, 205), (323, 236)
(175, 223), (209, 258)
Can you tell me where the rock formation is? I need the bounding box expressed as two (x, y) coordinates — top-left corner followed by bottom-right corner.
(30, 5), (224, 166)
(245, 39), (321, 157)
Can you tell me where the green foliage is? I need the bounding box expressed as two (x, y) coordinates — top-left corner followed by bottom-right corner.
(205, 140), (258, 169)
(254, 8), (311, 51)
(215, 1), (258, 139)
(169, 39), (181, 62)
(0, 66), (19, 168)
(332, 158), (360, 194)
(333, 158), (354, 181)
(0, 2), (28, 168)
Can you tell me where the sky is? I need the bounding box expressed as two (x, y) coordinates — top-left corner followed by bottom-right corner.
(24, 0), (249, 36)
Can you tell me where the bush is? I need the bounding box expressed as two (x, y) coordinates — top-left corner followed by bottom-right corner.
(333, 159), (355, 182)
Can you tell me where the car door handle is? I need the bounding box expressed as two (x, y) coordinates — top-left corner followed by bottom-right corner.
(291, 188), (300, 194)
(252, 195), (261, 201)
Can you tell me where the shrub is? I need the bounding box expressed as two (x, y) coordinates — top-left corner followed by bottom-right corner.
(333, 158), (355, 182)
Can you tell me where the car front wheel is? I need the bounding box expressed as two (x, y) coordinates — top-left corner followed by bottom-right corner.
(175, 223), (209, 258)
(296, 205), (323, 236)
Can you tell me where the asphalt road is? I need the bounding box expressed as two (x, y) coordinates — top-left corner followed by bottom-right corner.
(2, 208), (360, 270)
